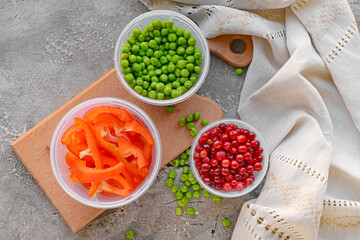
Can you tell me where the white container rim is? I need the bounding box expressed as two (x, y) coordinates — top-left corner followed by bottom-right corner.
(50, 97), (162, 209)
(190, 118), (269, 198)
(114, 10), (210, 106)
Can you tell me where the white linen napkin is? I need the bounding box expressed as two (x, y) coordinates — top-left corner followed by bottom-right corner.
(139, 0), (360, 239)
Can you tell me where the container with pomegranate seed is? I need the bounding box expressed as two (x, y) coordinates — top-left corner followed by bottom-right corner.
(190, 119), (269, 198)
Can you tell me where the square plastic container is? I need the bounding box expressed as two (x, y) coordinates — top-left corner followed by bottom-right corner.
(190, 119), (269, 198)
(114, 10), (210, 106)
(50, 97), (162, 209)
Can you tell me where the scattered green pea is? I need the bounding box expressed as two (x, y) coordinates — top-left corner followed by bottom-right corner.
(186, 148), (191, 155)
(183, 166), (189, 174)
(176, 207), (182, 216)
(187, 207), (195, 215)
(180, 185), (188, 193)
(213, 195), (222, 203)
(223, 219), (231, 227)
(171, 185), (179, 193)
(179, 118), (186, 126)
(169, 170), (177, 179)
(192, 183), (200, 191)
(184, 180), (191, 186)
(180, 173), (188, 182)
(180, 159), (186, 166)
(172, 159), (180, 167)
(180, 152), (188, 159)
(185, 191), (193, 199)
(126, 229), (135, 239)
(166, 106), (175, 113)
(187, 122), (195, 129)
(166, 178), (174, 187)
(193, 190), (201, 198)
(235, 67), (244, 75)
(202, 189), (210, 197)
(186, 114), (194, 122)
(175, 191), (183, 200)
(190, 128), (198, 136)
(201, 119), (209, 126)
(193, 112), (201, 120)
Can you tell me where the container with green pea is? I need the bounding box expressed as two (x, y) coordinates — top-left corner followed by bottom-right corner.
(115, 10), (210, 106)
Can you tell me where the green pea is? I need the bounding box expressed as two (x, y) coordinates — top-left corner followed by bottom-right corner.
(180, 152), (188, 160)
(141, 89), (148, 97)
(171, 55), (181, 64)
(188, 37), (196, 46)
(201, 119), (209, 126)
(186, 114), (194, 122)
(133, 63), (141, 72)
(194, 51), (202, 59)
(171, 90), (181, 98)
(160, 74), (168, 82)
(125, 73), (134, 82)
(153, 30), (160, 37)
(126, 229), (135, 239)
(187, 122), (195, 129)
(160, 56), (168, 65)
(120, 53), (129, 60)
(235, 67), (244, 75)
(147, 22), (154, 32)
(122, 67), (131, 75)
(180, 173), (188, 182)
(166, 106), (175, 113)
(180, 69), (190, 77)
(184, 81), (192, 89)
(175, 191), (183, 200)
(148, 90), (157, 99)
(168, 63), (176, 73)
(187, 55), (195, 63)
(190, 76), (197, 84)
(169, 42), (177, 50)
(168, 33), (177, 42)
(174, 69), (181, 77)
(177, 47), (185, 55)
(172, 159), (180, 167)
(184, 180), (191, 186)
(183, 166), (189, 174)
(179, 159), (186, 166)
(185, 63), (194, 72)
(190, 179), (197, 185)
(171, 185), (179, 194)
(177, 60), (186, 69)
(127, 37), (136, 45)
(128, 55), (136, 63)
(169, 170), (177, 179)
(192, 184), (200, 191)
(193, 112), (201, 120)
(122, 46), (130, 54)
(166, 20), (174, 28)
(121, 60), (129, 68)
(185, 191), (192, 199)
(166, 178), (174, 187)
(176, 207), (182, 216)
(186, 148), (191, 155)
(146, 49), (154, 57)
(178, 198), (187, 207)
(187, 207), (195, 215)
(179, 118), (186, 126)
(194, 66), (201, 74)
(195, 59), (202, 66)
(161, 28), (168, 36)
(157, 92), (165, 100)
(136, 78), (143, 86)
(134, 85), (143, 94)
(193, 190), (200, 198)
(138, 34), (145, 42)
(164, 87), (172, 96)
(155, 82), (164, 92)
(183, 30), (191, 39)
(147, 64), (155, 71)
(202, 189), (210, 197)
(213, 195), (222, 203)
(142, 81), (150, 89)
(223, 219), (231, 227)
(132, 45), (140, 53)
(153, 19), (161, 29)
(190, 128), (198, 136)
(175, 28), (184, 36)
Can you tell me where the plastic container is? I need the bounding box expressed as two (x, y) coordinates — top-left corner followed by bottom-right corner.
(190, 119), (269, 198)
(114, 10), (210, 106)
(50, 97), (162, 209)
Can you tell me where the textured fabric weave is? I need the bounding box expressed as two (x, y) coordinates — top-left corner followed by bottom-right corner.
(139, 0), (360, 239)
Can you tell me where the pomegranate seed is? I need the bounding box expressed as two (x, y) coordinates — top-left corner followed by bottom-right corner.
(225, 126), (232, 134)
(195, 145), (203, 152)
(194, 152), (201, 161)
(244, 152), (252, 160)
(211, 136), (219, 142)
(236, 135), (247, 143)
(223, 141), (231, 151)
(220, 133), (229, 142)
(238, 167), (246, 175)
(235, 182), (244, 191)
(251, 140), (260, 148)
(231, 140), (239, 148)
(248, 132), (256, 140)
(239, 161), (245, 167)
(230, 160), (240, 169)
(210, 147), (217, 155)
(239, 128), (244, 134)
(257, 147), (264, 154)
(235, 154), (244, 161)
(207, 139), (213, 145)
(215, 183), (222, 190)
(219, 123), (227, 131)
(214, 168), (220, 175)
(231, 180), (238, 186)
(216, 150), (226, 160)
(221, 167), (230, 176)
(210, 128), (217, 137)
(237, 145), (247, 153)
(230, 147), (237, 154)
(225, 174), (233, 181)
(243, 172), (250, 178)
(234, 173), (241, 181)
(257, 155), (263, 162)
(228, 124), (236, 129)
(203, 177), (211, 184)
(254, 162), (263, 171)
(203, 144), (211, 151)
(246, 158), (254, 165)
(223, 182), (232, 191)
(243, 129), (249, 136)
(201, 131), (210, 139)
(229, 131), (236, 140)
(213, 140), (223, 149)
(214, 175), (221, 183)
(209, 168), (215, 175)
(210, 159), (219, 167)
(200, 150), (207, 158)
(201, 163), (210, 171)
(199, 137), (207, 145)
(227, 153), (234, 160)
(249, 174), (255, 180)
(221, 159), (230, 168)
(202, 157), (210, 163)
(245, 177), (253, 185)
(246, 165), (254, 173)
(232, 129), (241, 137)
(241, 181), (247, 189)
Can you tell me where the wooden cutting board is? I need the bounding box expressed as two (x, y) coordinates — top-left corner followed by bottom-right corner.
(10, 68), (223, 233)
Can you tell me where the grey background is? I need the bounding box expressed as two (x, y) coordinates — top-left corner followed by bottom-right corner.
(0, 1), (359, 239)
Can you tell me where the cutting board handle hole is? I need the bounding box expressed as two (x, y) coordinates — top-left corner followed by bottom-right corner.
(230, 39), (245, 54)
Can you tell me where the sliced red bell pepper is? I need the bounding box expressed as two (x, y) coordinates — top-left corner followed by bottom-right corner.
(93, 112), (126, 136)
(125, 118), (154, 146)
(74, 118), (103, 168)
(84, 106), (133, 123)
(101, 181), (130, 197)
(88, 182), (101, 197)
(126, 132), (152, 165)
(117, 134), (148, 169)
(72, 159), (126, 183)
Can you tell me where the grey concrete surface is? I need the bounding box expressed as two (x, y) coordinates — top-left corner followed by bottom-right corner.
(0, 1), (359, 240)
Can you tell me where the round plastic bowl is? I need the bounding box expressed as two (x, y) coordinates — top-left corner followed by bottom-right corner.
(190, 119), (269, 198)
(50, 97), (162, 209)
(114, 10), (210, 106)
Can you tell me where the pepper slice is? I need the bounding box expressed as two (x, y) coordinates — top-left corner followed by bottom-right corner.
(117, 134), (148, 169)
(101, 181), (130, 197)
(84, 106), (133, 123)
(125, 118), (154, 146)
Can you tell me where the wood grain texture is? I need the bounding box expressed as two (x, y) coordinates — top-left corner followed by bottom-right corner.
(207, 35), (253, 67)
(10, 68), (223, 233)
